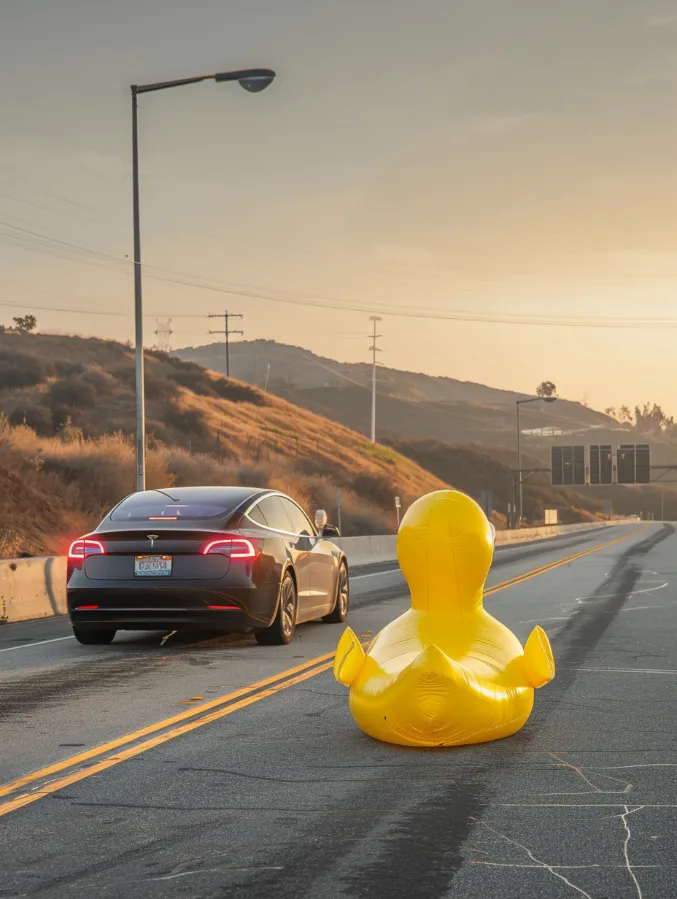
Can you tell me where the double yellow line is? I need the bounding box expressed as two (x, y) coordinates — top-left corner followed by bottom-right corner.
(0, 527), (637, 818)
(485, 528), (636, 597)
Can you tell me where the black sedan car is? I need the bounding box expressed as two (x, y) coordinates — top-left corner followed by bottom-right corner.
(67, 486), (349, 647)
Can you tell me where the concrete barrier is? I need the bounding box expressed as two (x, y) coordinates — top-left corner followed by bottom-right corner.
(337, 520), (635, 567)
(494, 520), (632, 547)
(0, 520), (635, 625)
(334, 535), (397, 567)
(0, 556), (67, 624)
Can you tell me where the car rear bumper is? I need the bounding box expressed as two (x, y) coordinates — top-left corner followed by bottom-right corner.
(67, 584), (276, 633)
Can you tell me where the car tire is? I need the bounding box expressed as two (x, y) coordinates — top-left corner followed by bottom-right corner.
(322, 562), (349, 624)
(255, 571), (298, 646)
(72, 626), (117, 645)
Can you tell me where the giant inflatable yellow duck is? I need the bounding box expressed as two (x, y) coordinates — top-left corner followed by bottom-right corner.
(334, 489), (555, 747)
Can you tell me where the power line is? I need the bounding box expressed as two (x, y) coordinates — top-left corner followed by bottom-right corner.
(7, 219), (677, 329)
(208, 310), (243, 378)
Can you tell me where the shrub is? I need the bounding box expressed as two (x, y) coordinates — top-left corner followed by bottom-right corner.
(47, 375), (98, 410)
(144, 372), (177, 402)
(168, 367), (217, 397)
(8, 404), (53, 435)
(58, 416), (84, 443)
(54, 360), (85, 377)
(339, 490), (392, 536)
(350, 472), (396, 511)
(0, 353), (53, 389)
(212, 380), (268, 406)
(107, 362), (135, 390)
(163, 404), (211, 442)
(80, 368), (116, 395)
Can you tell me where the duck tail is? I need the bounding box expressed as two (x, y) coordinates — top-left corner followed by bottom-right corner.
(403, 645), (481, 699)
(523, 626), (555, 687)
(334, 627), (366, 686)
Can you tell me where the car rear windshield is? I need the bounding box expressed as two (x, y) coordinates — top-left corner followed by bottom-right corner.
(111, 494), (236, 521)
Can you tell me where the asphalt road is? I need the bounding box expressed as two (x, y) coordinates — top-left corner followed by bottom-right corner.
(1, 523), (674, 898)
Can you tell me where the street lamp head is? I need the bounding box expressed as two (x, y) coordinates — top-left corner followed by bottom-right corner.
(544, 396), (558, 403)
(239, 71), (276, 93)
(214, 68), (276, 93)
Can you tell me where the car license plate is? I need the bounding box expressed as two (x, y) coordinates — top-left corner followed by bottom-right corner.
(135, 555), (173, 577)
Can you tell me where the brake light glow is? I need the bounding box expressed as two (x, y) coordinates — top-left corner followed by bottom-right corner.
(203, 537), (258, 559)
(75, 605), (100, 610)
(208, 605), (240, 610)
(68, 539), (105, 560)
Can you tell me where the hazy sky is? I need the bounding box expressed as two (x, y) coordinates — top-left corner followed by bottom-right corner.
(2, 1), (677, 412)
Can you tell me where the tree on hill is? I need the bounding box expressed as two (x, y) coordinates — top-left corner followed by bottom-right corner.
(536, 380), (557, 397)
(619, 405), (633, 423)
(605, 407), (617, 419)
(12, 315), (37, 334)
(633, 402), (674, 435)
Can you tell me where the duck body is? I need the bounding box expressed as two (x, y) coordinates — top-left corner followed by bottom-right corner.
(334, 490), (555, 748)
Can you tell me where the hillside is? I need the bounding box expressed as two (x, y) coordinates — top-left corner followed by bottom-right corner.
(176, 339), (620, 448)
(0, 332), (448, 557)
(177, 340), (677, 468)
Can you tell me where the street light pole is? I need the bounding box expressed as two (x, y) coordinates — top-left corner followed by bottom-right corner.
(515, 395), (558, 527)
(129, 67), (276, 493)
(131, 86), (145, 493)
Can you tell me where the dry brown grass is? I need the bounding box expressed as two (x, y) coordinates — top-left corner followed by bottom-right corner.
(0, 420), (443, 559)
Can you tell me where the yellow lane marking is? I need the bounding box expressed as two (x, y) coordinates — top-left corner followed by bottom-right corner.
(0, 661), (334, 818)
(0, 652), (334, 801)
(0, 526), (641, 818)
(485, 529), (638, 598)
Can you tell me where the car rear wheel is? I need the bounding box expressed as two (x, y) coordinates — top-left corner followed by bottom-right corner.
(72, 626), (117, 645)
(322, 562), (349, 624)
(255, 571), (298, 646)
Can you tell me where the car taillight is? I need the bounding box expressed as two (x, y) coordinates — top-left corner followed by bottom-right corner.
(203, 536), (259, 559)
(68, 539), (106, 560)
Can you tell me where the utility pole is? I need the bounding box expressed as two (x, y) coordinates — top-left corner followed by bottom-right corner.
(368, 316), (382, 443)
(208, 310), (243, 378)
(517, 401), (522, 526)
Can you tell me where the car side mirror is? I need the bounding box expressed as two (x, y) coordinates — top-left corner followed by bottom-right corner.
(322, 524), (341, 538)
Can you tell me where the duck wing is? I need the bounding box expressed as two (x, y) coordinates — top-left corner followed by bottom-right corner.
(334, 627), (366, 686)
(523, 625), (555, 687)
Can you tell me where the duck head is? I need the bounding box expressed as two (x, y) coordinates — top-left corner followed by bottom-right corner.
(397, 490), (494, 614)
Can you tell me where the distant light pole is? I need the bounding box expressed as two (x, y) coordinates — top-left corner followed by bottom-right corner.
(131, 67), (276, 492)
(369, 316), (382, 443)
(516, 395), (558, 526)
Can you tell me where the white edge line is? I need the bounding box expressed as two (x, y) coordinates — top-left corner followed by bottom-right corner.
(571, 667), (677, 675)
(0, 636), (75, 654)
(352, 568), (400, 580)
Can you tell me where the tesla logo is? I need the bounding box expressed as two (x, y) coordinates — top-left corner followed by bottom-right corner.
(146, 534), (159, 549)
